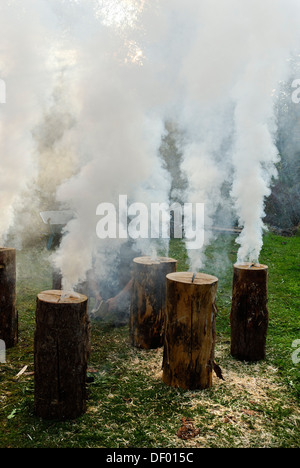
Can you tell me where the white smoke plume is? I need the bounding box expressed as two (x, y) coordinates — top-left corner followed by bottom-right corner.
(1, 0), (300, 290)
(229, 0), (298, 264)
(0, 0), (79, 246)
(157, 0), (300, 268)
(50, 1), (171, 291)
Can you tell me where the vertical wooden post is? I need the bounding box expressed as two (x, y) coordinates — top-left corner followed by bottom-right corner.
(130, 257), (177, 349)
(162, 272), (219, 390)
(34, 290), (90, 420)
(0, 248), (17, 349)
(52, 269), (88, 297)
(230, 263), (269, 362)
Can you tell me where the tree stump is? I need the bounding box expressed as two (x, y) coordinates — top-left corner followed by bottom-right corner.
(0, 248), (18, 349)
(34, 290), (90, 420)
(230, 263), (269, 362)
(130, 256), (177, 349)
(162, 272), (218, 390)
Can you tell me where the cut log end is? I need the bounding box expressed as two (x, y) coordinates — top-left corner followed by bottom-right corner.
(37, 290), (87, 305)
(234, 262), (268, 271)
(167, 272), (218, 286)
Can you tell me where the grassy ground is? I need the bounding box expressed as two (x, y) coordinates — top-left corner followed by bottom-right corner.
(0, 232), (299, 448)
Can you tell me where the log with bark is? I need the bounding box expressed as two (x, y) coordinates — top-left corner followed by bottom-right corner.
(162, 272), (219, 390)
(0, 248), (18, 349)
(34, 290), (90, 420)
(230, 263), (269, 362)
(130, 256), (177, 349)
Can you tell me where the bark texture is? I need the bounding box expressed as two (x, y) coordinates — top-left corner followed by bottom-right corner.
(52, 269), (62, 290)
(162, 272), (218, 390)
(34, 290), (90, 420)
(230, 263), (269, 362)
(0, 248), (17, 349)
(130, 257), (177, 349)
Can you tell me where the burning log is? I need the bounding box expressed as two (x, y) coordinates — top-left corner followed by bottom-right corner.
(34, 290), (90, 420)
(0, 248), (18, 349)
(230, 263), (269, 362)
(130, 256), (177, 349)
(162, 272), (219, 390)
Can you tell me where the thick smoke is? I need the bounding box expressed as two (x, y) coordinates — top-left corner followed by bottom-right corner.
(0, 1), (53, 244)
(1, 0), (300, 293)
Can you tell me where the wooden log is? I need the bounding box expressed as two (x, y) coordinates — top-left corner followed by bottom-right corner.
(130, 256), (177, 349)
(34, 290), (90, 420)
(162, 272), (218, 390)
(230, 263), (269, 362)
(0, 248), (18, 349)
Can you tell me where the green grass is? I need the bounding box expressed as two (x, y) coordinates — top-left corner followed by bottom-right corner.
(0, 232), (299, 448)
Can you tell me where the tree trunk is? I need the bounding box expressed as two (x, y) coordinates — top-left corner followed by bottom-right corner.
(34, 290), (90, 420)
(162, 272), (218, 390)
(130, 257), (177, 349)
(230, 263), (269, 362)
(0, 248), (17, 349)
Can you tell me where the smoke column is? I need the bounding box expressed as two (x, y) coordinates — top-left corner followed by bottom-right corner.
(1, 0), (300, 289)
(154, 0), (300, 268)
(229, 1), (299, 264)
(50, 1), (171, 291)
(0, 0), (78, 246)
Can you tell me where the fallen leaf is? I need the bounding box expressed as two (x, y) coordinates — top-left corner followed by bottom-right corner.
(177, 418), (201, 440)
